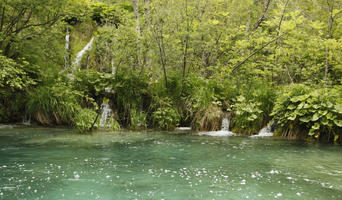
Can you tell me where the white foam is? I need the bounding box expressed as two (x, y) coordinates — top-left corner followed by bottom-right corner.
(175, 127), (192, 131)
(198, 117), (235, 136)
(250, 126), (274, 138)
(199, 130), (235, 137)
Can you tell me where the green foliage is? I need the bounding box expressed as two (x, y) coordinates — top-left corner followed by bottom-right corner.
(272, 84), (342, 142)
(109, 72), (149, 126)
(130, 109), (147, 129)
(231, 81), (276, 135)
(26, 78), (97, 132)
(0, 54), (37, 122)
(74, 108), (98, 133)
(231, 95), (263, 134)
(151, 98), (180, 130)
(0, 54), (36, 90)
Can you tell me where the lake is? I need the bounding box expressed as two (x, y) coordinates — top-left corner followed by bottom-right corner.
(0, 127), (341, 199)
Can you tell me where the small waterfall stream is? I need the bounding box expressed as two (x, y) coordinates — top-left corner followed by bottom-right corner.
(22, 115), (31, 126)
(221, 117), (230, 131)
(72, 37), (94, 68)
(250, 124), (274, 138)
(64, 32), (70, 68)
(99, 102), (114, 129)
(199, 117), (235, 136)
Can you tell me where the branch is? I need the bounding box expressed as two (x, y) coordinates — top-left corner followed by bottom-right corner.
(253, 0), (272, 31)
(12, 14), (59, 34)
(0, 6), (5, 32)
(231, 34), (284, 73)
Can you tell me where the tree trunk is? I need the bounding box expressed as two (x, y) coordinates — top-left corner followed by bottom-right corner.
(253, 0), (272, 31)
(324, 0), (334, 85)
(182, 0), (189, 79)
(132, 0), (143, 70)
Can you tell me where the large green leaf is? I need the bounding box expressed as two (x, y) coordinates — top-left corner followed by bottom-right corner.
(312, 113), (320, 121)
(299, 116), (311, 123)
(287, 104), (297, 110)
(287, 114), (297, 121)
(334, 120), (342, 127)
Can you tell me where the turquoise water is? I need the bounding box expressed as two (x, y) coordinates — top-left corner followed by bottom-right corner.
(0, 127), (342, 199)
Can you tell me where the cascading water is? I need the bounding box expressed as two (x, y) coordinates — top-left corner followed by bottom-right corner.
(22, 115), (31, 126)
(111, 59), (115, 75)
(99, 102), (114, 129)
(199, 117), (235, 137)
(72, 37), (94, 68)
(64, 29), (70, 69)
(250, 124), (274, 138)
(221, 117), (230, 131)
(65, 34), (70, 50)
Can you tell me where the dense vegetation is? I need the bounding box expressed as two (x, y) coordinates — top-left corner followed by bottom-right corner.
(0, 0), (341, 142)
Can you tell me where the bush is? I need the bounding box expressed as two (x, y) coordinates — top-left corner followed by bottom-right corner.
(151, 98), (180, 130)
(192, 105), (223, 131)
(0, 54), (37, 122)
(26, 79), (98, 132)
(271, 84), (342, 142)
(230, 82), (276, 135)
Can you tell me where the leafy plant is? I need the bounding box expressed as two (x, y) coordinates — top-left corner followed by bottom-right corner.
(26, 78), (98, 132)
(151, 98), (180, 130)
(272, 84), (342, 142)
(231, 95), (263, 135)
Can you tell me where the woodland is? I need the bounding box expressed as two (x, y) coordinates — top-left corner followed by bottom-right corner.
(0, 0), (341, 142)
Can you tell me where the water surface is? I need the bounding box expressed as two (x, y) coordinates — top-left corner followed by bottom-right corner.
(0, 127), (341, 199)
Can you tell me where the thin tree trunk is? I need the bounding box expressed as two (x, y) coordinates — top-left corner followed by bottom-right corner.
(273, 0), (289, 82)
(253, 0), (272, 31)
(132, 0), (143, 71)
(182, 0), (189, 79)
(144, 0), (152, 73)
(154, 25), (168, 88)
(324, 0), (334, 85)
(0, 5), (5, 32)
(285, 64), (293, 83)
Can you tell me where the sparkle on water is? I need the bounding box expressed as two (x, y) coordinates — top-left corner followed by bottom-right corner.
(0, 127), (342, 199)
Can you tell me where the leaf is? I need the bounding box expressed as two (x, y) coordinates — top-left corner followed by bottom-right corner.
(288, 114), (297, 121)
(309, 129), (315, 136)
(334, 135), (339, 143)
(287, 104), (296, 110)
(312, 113), (320, 121)
(299, 116), (311, 123)
(334, 105), (342, 114)
(334, 120), (342, 127)
(312, 123), (320, 130)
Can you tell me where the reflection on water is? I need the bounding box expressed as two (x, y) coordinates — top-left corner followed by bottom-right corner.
(0, 127), (342, 199)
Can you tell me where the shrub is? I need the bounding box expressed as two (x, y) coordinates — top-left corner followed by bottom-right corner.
(231, 95), (263, 135)
(151, 98), (180, 130)
(192, 105), (223, 131)
(26, 79), (98, 132)
(271, 84), (342, 142)
(230, 82), (276, 135)
(130, 109), (147, 129)
(0, 54), (37, 122)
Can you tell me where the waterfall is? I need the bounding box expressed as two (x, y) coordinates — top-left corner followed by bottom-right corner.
(72, 37), (94, 68)
(199, 117), (235, 137)
(22, 114), (31, 126)
(250, 124), (274, 138)
(221, 117), (230, 131)
(99, 102), (114, 129)
(65, 34), (70, 50)
(64, 32), (70, 68)
(111, 59), (115, 75)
